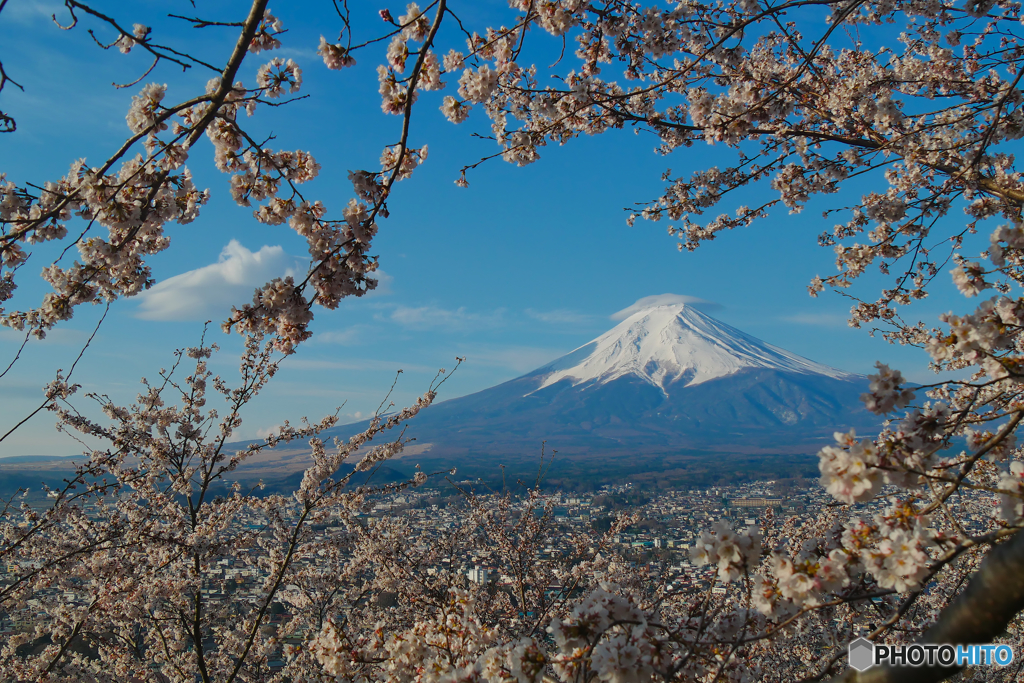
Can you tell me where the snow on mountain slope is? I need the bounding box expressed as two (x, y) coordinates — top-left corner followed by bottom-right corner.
(533, 303), (858, 395)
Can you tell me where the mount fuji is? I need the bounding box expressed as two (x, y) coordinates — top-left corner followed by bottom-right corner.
(327, 302), (879, 463)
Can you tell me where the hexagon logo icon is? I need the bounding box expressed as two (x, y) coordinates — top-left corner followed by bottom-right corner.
(848, 637), (875, 672)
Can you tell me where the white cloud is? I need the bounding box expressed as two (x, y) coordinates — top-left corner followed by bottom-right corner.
(525, 308), (597, 325)
(313, 324), (376, 346)
(610, 293), (722, 320)
(135, 241), (304, 321)
(383, 304), (506, 330)
(255, 424), (282, 439)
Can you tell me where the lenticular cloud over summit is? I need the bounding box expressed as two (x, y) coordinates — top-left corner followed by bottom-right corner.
(610, 293), (722, 320)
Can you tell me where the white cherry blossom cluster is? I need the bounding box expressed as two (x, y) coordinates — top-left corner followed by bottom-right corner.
(860, 362), (916, 415)
(753, 548), (851, 617)
(255, 57), (302, 98)
(378, 64), (415, 114)
(746, 500), (947, 630)
(114, 23), (149, 53)
(458, 65), (501, 104)
(382, 144), (429, 180)
(818, 430), (885, 504)
(817, 393), (966, 507)
(318, 36), (356, 69)
(841, 503), (940, 594)
(375, 3), (450, 117)
(441, 95), (471, 124)
(249, 8), (284, 54)
(924, 291), (1024, 381)
(126, 83), (168, 134)
(951, 261), (991, 297)
(688, 521), (762, 582)
(549, 586), (667, 683)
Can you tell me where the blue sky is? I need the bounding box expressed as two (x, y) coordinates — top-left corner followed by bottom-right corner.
(0, 0), (973, 455)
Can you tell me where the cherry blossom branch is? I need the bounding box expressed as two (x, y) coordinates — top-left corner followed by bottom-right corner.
(833, 528), (1024, 682)
(60, 0), (219, 72)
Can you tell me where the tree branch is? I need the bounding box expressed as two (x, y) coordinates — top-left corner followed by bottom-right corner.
(833, 529), (1024, 682)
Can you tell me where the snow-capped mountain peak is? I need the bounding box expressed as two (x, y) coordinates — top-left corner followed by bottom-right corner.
(533, 303), (857, 394)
